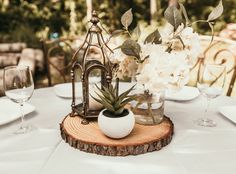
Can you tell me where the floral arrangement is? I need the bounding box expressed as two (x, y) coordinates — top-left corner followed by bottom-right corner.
(110, 0), (223, 94)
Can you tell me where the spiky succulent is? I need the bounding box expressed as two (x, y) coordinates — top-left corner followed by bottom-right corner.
(92, 84), (136, 116)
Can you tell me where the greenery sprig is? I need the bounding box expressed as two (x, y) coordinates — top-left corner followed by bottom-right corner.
(111, 0), (223, 61)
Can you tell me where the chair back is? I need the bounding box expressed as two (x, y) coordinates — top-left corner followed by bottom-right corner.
(188, 36), (236, 96)
(41, 37), (83, 86)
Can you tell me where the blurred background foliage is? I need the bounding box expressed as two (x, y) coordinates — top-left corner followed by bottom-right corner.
(0, 0), (235, 48)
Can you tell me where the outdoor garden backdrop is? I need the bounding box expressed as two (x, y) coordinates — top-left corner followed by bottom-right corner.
(1, 0), (236, 48)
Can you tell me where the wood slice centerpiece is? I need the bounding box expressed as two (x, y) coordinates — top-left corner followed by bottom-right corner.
(60, 115), (174, 156)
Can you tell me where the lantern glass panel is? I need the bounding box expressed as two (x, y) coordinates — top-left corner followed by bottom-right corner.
(89, 69), (101, 87)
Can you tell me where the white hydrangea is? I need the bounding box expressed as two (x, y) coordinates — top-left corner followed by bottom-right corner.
(179, 26), (201, 66)
(136, 45), (191, 93)
(110, 24), (201, 94)
(115, 56), (137, 79)
(109, 48), (126, 63)
(161, 24), (201, 67)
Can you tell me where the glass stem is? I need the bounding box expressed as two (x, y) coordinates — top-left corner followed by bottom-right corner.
(204, 97), (211, 119)
(19, 102), (25, 129)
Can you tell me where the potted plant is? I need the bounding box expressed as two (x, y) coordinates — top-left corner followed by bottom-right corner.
(92, 84), (136, 139)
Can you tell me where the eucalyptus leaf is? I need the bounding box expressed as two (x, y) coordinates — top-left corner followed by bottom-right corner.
(207, 0), (223, 21)
(121, 8), (133, 29)
(133, 24), (141, 40)
(179, 3), (190, 25)
(144, 29), (162, 44)
(111, 29), (125, 38)
(121, 39), (141, 57)
(164, 6), (183, 31)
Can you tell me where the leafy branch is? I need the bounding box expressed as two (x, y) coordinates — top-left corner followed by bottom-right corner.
(164, 0), (223, 51)
(111, 0), (223, 61)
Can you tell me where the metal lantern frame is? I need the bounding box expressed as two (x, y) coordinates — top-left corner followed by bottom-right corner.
(70, 11), (117, 124)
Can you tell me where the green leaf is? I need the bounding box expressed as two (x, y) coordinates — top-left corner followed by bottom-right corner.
(121, 8), (133, 29)
(111, 84), (117, 97)
(102, 86), (115, 101)
(113, 45), (122, 50)
(120, 97), (136, 108)
(118, 85), (136, 102)
(133, 24), (141, 40)
(179, 3), (190, 25)
(144, 29), (162, 44)
(90, 95), (102, 104)
(114, 99), (122, 110)
(94, 84), (110, 99)
(95, 91), (111, 104)
(207, 0), (223, 21)
(121, 39), (141, 58)
(111, 29), (125, 38)
(94, 92), (115, 111)
(114, 107), (125, 115)
(164, 5), (183, 31)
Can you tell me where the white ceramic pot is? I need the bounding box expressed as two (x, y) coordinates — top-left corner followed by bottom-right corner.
(98, 109), (135, 139)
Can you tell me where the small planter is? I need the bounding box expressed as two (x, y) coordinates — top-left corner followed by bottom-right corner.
(98, 109), (135, 139)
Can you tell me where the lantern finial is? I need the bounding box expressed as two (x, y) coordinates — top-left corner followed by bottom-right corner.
(90, 10), (99, 25)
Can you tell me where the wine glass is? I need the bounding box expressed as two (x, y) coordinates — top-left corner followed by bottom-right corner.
(3, 65), (34, 134)
(196, 64), (226, 127)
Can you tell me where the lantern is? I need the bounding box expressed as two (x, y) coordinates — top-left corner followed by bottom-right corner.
(70, 11), (116, 124)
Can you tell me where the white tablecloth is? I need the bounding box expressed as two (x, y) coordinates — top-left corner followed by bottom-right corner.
(0, 87), (236, 174)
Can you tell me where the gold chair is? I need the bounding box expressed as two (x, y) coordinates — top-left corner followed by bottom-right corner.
(41, 37), (83, 86)
(188, 36), (236, 96)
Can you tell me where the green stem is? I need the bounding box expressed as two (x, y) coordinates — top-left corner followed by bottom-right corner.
(125, 28), (132, 37)
(190, 20), (208, 26)
(148, 102), (155, 123)
(172, 20), (207, 40)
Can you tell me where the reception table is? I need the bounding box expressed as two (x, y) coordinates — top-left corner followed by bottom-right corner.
(0, 86), (236, 174)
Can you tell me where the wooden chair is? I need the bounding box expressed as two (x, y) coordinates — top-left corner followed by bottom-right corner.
(188, 35), (236, 96)
(41, 37), (83, 86)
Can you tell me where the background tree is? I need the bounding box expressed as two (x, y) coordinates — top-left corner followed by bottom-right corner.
(0, 0), (235, 47)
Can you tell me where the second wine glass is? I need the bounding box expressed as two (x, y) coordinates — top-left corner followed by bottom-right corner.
(196, 64), (226, 127)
